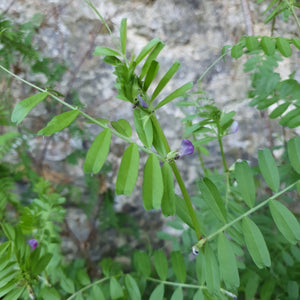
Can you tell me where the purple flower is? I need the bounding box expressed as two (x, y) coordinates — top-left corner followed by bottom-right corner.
(137, 94), (148, 108)
(27, 239), (38, 250)
(229, 121), (239, 135)
(179, 139), (194, 157)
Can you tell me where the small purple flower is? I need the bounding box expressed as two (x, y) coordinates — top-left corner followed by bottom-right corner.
(229, 121), (239, 135)
(137, 94), (148, 108)
(27, 239), (38, 250)
(179, 139), (194, 157)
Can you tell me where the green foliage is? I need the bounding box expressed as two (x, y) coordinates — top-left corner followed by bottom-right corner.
(2, 1), (300, 299)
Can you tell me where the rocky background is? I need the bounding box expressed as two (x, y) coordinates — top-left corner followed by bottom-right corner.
(1, 0), (299, 262)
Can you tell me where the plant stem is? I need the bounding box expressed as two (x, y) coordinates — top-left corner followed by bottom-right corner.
(66, 277), (111, 300)
(150, 115), (202, 239)
(147, 277), (237, 299)
(194, 180), (298, 248)
(217, 129), (228, 172)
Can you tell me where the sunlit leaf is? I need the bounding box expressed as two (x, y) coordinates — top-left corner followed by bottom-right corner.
(235, 160), (256, 208)
(83, 128), (111, 173)
(116, 143), (139, 195)
(111, 118), (132, 137)
(120, 18), (127, 55)
(258, 148), (280, 192)
(161, 162), (175, 216)
(151, 61), (181, 102)
(155, 82), (193, 110)
(260, 36), (275, 56)
(125, 274), (141, 300)
(171, 251), (186, 283)
(93, 46), (121, 56)
(217, 233), (240, 289)
(110, 277), (124, 300)
(269, 200), (300, 244)
(11, 92), (48, 124)
(38, 110), (79, 136)
(153, 250), (168, 281)
(242, 217), (271, 268)
(276, 37), (292, 57)
(288, 137), (300, 174)
(142, 154), (163, 210)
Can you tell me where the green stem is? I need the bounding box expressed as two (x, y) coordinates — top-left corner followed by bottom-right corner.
(66, 277), (111, 300)
(150, 115), (202, 239)
(0, 64), (164, 161)
(194, 181), (298, 249)
(197, 49), (230, 85)
(217, 129), (228, 172)
(146, 277), (237, 299)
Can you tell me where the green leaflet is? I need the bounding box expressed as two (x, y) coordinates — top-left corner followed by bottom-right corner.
(288, 137), (300, 174)
(60, 276), (75, 294)
(153, 250), (168, 280)
(258, 148), (280, 192)
(133, 251), (151, 277)
(110, 277), (124, 300)
(245, 36), (260, 51)
(134, 109), (153, 148)
(83, 128), (111, 174)
(242, 217), (271, 268)
(171, 251), (186, 283)
(199, 177), (227, 223)
(260, 36), (275, 56)
(276, 37), (292, 57)
(151, 61), (181, 102)
(143, 60), (159, 92)
(292, 38), (300, 50)
(142, 154), (163, 210)
(3, 287), (26, 300)
(269, 102), (289, 119)
(149, 284), (164, 300)
(125, 274), (141, 300)
(91, 285), (105, 300)
(161, 163), (175, 217)
(11, 92), (48, 124)
(37, 110), (80, 136)
(135, 37), (161, 65)
(155, 82), (193, 110)
(111, 118), (132, 137)
(217, 233), (240, 289)
(196, 251), (205, 285)
(120, 18), (127, 55)
(174, 195), (194, 229)
(269, 199), (300, 244)
(93, 46), (121, 57)
(204, 244), (220, 295)
(140, 41), (164, 79)
(235, 160), (256, 208)
(231, 43), (243, 58)
(116, 143), (139, 195)
(260, 279), (275, 300)
(193, 289), (204, 300)
(171, 287), (183, 300)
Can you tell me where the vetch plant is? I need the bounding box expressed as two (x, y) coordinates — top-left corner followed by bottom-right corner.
(1, 0), (300, 299)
